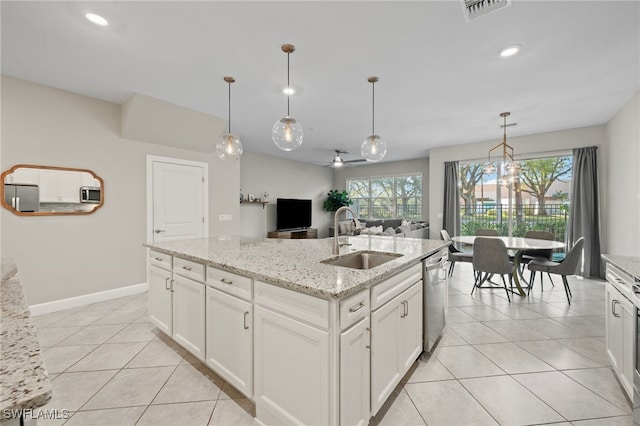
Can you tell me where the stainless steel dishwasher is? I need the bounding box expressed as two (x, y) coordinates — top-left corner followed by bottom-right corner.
(423, 249), (448, 353)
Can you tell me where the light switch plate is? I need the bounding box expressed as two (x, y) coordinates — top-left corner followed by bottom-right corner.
(218, 214), (232, 221)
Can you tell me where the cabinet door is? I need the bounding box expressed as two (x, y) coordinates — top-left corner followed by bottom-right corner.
(340, 317), (370, 426)
(605, 285), (623, 372)
(205, 287), (252, 398)
(254, 306), (330, 426)
(621, 296), (634, 398)
(399, 282), (423, 373)
(7, 168), (39, 184)
(148, 265), (172, 336)
(38, 170), (59, 202)
(370, 293), (403, 415)
(58, 171), (80, 202)
(172, 275), (205, 359)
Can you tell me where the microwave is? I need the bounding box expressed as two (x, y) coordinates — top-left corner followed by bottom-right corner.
(80, 186), (101, 204)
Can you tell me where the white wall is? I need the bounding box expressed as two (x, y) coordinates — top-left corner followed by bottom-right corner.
(333, 158), (430, 221)
(428, 125), (609, 246)
(1, 76), (240, 305)
(239, 151), (333, 238)
(605, 91), (640, 256)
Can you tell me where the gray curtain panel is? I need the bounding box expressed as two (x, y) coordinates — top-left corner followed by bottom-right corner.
(569, 146), (602, 278)
(443, 161), (460, 238)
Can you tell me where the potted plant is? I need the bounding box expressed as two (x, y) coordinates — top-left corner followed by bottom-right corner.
(323, 189), (353, 212)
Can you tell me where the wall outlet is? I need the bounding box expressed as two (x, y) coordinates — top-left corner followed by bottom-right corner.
(218, 214), (232, 222)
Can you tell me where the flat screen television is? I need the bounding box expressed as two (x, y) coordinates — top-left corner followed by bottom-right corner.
(276, 198), (312, 231)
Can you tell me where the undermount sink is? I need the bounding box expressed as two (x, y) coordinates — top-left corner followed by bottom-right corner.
(321, 251), (402, 270)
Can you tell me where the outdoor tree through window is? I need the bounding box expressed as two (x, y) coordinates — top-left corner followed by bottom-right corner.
(459, 155), (572, 243)
(347, 174), (422, 220)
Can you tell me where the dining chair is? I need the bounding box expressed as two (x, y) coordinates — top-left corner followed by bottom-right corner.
(522, 230), (555, 290)
(471, 237), (514, 302)
(527, 237), (585, 304)
(440, 230), (473, 277)
(475, 229), (498, 236)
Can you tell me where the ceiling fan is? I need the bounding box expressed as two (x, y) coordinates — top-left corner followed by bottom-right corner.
(329, 149), (367, 168)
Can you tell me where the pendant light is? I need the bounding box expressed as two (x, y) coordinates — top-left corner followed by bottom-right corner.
(361, 76), (387, 162)
(272, 44), (303, 151)
(216, 76), (243, 161)
(483, 112), (520, 186)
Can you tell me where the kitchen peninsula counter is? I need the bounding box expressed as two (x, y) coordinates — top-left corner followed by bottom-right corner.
(0, 259), (52, 416)
(144, 235), (449, 299)
(602, 254), (640, 281)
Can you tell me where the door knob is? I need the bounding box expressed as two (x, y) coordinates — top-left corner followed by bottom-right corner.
(155, 229), (166, 233)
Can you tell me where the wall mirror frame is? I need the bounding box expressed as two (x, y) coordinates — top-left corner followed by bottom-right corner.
(1, 164), (104, 216)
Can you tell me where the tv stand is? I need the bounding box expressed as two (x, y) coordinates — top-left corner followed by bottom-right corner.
(268, 228), (318, 239)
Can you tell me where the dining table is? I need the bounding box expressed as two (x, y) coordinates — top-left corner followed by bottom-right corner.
(451, 235), (566, 297)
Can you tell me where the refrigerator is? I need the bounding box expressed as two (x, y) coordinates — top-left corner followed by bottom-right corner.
(4, 184), (39, 212)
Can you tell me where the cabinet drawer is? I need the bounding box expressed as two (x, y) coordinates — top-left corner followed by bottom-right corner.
(371, 263), (422, 311)
(149, 250), (172, 271)
(173, 257), (205, 282)
(340, 290), (370, 331)
(606, 264), (633, 299)
(206, 267), (253, 301)
(255, 280), (329, 330)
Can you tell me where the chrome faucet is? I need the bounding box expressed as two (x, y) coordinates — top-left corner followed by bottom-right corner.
(333, 206), (362, 255)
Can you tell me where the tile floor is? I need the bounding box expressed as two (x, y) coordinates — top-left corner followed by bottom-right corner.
(31, 263), (631, 425)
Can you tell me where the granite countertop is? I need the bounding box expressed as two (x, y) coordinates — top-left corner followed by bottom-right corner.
(1, 259), (52, 413)
(602, 254), (640, 281)
(145, 235), (449, 299)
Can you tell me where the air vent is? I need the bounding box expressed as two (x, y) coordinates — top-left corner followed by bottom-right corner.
(461, 0), (511, 22)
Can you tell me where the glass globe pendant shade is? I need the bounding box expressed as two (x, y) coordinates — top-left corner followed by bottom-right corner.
(361, 134), (387, 162)
(272, 116), (303, 151)
(505, 161), (520, 174)
(216, 133), (243, 161)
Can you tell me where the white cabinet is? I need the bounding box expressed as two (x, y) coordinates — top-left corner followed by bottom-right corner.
(340, 317), (370, 426)
(147, 250), (205, 360)
(205, 287), (252, 398)
(80, 172), (100, 187)
(371, 281), (423, 415)
(253, 282), (331, 426)
(4, 168), (39, 184)
(172, 274), (205, 359)
(39, 169), (80, 203)
(148, 265), (172, 336)
(605, 280), (634, 399)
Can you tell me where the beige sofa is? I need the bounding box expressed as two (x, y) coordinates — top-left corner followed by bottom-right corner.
(330, 219), (429, 239)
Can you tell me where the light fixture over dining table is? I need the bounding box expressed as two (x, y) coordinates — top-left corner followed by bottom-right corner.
(483, 112), (520, 186)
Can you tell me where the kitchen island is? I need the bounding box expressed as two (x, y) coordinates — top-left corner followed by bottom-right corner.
(144, 235), (448, 426)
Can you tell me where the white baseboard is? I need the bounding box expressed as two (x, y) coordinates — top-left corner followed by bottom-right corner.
(30, 282), (148, 316)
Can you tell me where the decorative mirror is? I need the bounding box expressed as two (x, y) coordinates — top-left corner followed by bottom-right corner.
(1, 164), (104, 216)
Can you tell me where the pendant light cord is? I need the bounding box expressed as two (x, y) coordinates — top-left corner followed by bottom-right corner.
(287, 52), (290, 117)
(371, 80), (375, 135)
(228, 80), (232, 134)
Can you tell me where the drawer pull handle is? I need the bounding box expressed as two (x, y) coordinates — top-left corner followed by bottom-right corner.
(243, 311), (250, 329)
(182, 266), (192, 271)
(400, 300), (408, 318)
(349, 302), (365, 313)
(612, 299), (621, 318)
(221, 278), (233, 285)
(155, 257), (163, 262)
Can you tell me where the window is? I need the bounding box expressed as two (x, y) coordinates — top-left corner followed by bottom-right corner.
(458, 154), (572, 243)
(347, 174), (422, 220)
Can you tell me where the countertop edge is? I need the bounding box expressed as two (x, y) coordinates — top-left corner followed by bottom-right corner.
(144, 239), (448, 299)
(602, 254), (640, 281)
(1, 260), (53, 413)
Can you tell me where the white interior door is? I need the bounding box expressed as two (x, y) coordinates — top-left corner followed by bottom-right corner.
(149, 157), (208, 242)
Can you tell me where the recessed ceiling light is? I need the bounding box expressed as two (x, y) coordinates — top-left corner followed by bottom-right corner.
(85, 12), (109, 27)
(499, 45), (520, 58)
(283, 87), (295, 95)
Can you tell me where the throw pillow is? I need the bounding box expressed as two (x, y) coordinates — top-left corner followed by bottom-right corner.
(399, 224), (412, 234)
(382, 227), (396, 236)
